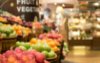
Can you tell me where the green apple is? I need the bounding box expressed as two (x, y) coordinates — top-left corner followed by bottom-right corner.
(28, 47), (33, 51)
(16, 41), (21, 46)
(23, 43), (30, 49)
(43, 43), (51, 52)
(9, 31), (17, 38)
(42, 51), (49, 58)
(48, 51), (56, 58)
(1, 33), (7, 38)
(36, 42), (44, 52)
(18, 46), (27, 50)
(32, 44), (37, 49)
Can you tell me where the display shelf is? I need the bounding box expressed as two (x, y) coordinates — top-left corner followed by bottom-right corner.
(67, 17), (94, 50)
(68, 17), (93, 41)
(68, 40), (93, 50)
(92, 37), (100, 50)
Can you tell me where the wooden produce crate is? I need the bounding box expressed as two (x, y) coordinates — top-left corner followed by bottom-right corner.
(1, 38), (17, 53)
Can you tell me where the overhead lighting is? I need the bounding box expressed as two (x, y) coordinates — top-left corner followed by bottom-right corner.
(54, 3), (57, 5)
(93, 2), (99, 6)
(62, 4), (65, 7)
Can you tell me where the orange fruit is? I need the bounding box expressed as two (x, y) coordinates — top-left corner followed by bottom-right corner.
(30, 38), (37, 44)
(52, 46), (59, 52)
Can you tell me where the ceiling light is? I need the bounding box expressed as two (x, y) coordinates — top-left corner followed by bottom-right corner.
(93, 3), (99, 6)
(54, 3), (57, 5)
(62, 4), (65, 7)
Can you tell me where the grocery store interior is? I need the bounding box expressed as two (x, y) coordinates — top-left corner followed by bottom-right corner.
(0, 0), (100, 63)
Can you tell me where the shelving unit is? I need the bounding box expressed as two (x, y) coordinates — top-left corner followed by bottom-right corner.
(92, 17), (100, 50)
(67, 17), (94, 50)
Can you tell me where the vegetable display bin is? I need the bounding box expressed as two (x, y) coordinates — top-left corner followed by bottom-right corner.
(1, 38), (17, 53)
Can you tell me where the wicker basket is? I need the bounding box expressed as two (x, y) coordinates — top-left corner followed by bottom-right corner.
(1, 38), (17, 53)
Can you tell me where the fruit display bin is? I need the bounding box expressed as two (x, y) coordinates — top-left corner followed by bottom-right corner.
(1, 38), (17, 53)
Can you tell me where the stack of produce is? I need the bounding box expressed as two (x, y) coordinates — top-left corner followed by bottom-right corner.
(12, 24), (31, 37)
(0, 23), (17, 39)
(39, 31), (63, 42)
(0, 48), (49, 63)
(32, 21), (43, 37)
(0, 16), (7, 23)
(3, 16), (23, 25)
(16, 39), (58, 59)
(23, 21), (33, 28)
(30, 38), (60, 52)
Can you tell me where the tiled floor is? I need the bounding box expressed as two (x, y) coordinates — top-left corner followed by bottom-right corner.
(63, 46), (100, 63)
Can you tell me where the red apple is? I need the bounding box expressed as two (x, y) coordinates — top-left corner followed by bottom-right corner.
(35, 52), (45, 63)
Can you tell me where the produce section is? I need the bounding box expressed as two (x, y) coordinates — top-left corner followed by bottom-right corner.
(0, 15), (67, 63)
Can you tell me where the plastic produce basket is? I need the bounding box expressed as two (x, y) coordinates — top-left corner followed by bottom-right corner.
(1, 38), (17, 53)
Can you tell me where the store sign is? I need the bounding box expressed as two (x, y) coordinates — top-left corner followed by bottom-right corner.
(0, 0), (39, 21)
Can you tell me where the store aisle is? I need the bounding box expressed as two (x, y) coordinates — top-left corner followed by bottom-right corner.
(63, 46), (100, 63)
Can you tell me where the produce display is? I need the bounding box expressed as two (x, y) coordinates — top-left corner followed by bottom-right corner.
(0, 16), (7, 23)
(30, 38), (60, 52)
(68, 17), (93, 40)
(0, 48), (49, 63)
(93, 18), (100, 37)
(12, 24), (31, 37)
(0, 23), (17, 38)
(16, 38), (58, 59)
(0, 23), (32, 39)
(0, 16), (23, 25)
(0, 15), (66, 63)
(39, 31), (63, 42)
(32, 21), (43, 37)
